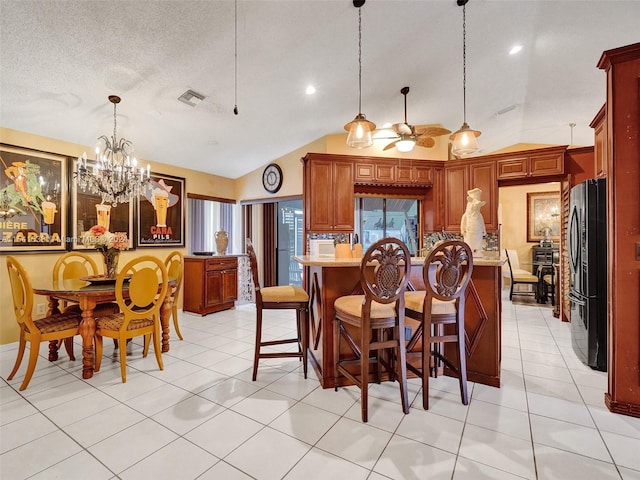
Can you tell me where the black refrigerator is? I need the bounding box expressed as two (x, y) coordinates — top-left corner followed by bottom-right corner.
(568, 178), (607, 371)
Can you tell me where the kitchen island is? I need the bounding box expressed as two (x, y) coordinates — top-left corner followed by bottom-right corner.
(294, 254), (505, 389)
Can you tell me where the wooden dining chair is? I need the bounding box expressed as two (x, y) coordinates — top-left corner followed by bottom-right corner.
(6, 256), (83, 391)
(94, 255), (169, 383)
(333, 237), (411, 423)
(505, 249), (539, 301)
(246, 238), (309, 381)
(164, 250), (184, 340)
(404, 240), (473, 410)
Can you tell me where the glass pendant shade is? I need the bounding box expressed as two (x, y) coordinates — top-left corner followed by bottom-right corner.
(450, 122), (481, 156)
(345, 114), (375, 148)
(395, 136), (416, 153)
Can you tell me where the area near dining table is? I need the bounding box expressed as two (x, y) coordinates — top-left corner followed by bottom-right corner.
(32, 276), (177, 379)
(294, 253), (506, 390)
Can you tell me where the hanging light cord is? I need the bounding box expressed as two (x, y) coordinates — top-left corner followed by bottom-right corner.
(357, 6), (362, 114)
(233, 0), (238, 115)
(462, 2), (467, 124)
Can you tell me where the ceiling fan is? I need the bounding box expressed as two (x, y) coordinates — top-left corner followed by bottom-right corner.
(380, 86), (451, 152)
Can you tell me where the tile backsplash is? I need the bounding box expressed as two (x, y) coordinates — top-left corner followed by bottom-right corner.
(423, 231), (500, 254)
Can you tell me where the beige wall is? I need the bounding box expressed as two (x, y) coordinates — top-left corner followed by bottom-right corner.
(0, 127), (236, 344)
(499, 182), (560, 278)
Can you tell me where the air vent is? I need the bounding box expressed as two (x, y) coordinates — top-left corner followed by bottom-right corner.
(178, 89), (205, 107)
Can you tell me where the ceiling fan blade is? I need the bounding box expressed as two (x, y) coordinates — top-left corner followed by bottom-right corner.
(383, 140), (399, 151)
(416, 136), (436, 148)
(392, 123), (412, 135)
(415, 126), (452, 137)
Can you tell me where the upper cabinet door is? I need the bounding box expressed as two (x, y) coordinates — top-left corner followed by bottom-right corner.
(332, 160), (355, 232)
(305, 156), (354, 233)
(469, 161), (498, 230)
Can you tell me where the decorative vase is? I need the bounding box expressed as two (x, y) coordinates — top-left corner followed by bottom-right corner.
(102, 249), (120, 279)
(215, 230), (229, 255)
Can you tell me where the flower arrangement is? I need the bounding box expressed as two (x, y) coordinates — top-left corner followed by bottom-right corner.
(82, 225), (128, 278)
(82, 225), (128, 252)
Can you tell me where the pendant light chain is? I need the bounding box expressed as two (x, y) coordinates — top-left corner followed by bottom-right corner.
(357, 6), (362, 114)
(233, 0), (239, 115)
(462, 2), (467, 124)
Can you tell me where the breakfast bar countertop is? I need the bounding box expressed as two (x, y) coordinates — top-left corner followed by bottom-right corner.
(293, 253), (506, 267)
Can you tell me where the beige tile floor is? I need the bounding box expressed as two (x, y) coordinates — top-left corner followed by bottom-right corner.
(1, 289), (640, 479)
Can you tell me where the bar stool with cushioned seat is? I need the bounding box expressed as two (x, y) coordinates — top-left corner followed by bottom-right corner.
(404, 240), (473, 410)
(246, 238), (309, 381)
(333, 237), (412, 423)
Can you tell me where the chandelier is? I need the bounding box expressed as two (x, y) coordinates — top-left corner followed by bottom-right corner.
(75, 95), (150, 206)
(450, 0), (481, 157)
(344, 0), (375, 148)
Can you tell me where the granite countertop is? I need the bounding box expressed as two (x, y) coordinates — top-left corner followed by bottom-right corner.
(186, 253), (247, 258)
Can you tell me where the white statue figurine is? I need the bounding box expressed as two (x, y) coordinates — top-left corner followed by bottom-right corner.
(460, 187), (486, 257)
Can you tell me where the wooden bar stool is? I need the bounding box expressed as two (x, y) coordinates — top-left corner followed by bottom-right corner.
(333, 237), (411, 423)
(405, 240), (473, 410)
(246, 238), (309, 381)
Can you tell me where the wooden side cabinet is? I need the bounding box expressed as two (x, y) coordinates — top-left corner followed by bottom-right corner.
(183, 256), (238, 315)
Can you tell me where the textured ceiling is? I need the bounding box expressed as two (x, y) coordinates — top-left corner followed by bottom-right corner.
(1, 0), (638, 179)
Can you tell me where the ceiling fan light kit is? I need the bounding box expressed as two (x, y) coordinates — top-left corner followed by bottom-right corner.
(345, 0), (375, 148)
(451, 0), (481, 157)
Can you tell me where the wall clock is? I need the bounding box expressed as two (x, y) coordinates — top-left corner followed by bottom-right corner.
(262, 163), (283, 193)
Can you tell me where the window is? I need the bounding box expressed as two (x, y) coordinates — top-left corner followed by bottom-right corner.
(355, 196), (420, 256)
(189, 198), (234, 254)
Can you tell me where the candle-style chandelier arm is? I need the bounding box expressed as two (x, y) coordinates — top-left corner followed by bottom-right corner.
(74, 95), (150, 207)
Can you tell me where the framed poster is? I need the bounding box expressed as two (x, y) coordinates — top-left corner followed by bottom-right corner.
(71, 159), (134, 250)
(0, 144), (68, 252)
(527, 191), (561, 243)
(136, 172), (185, 247)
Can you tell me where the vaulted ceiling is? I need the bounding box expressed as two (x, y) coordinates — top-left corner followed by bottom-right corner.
(1, 1), (638, 179)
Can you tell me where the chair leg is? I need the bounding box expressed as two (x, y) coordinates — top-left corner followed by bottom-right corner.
(509, 282), (514, 300)
(95, 334), (103, 372)
(142, 334), (150, 358)
(396, 320), (409, 414)
(456, 312), (469, 406)
(63, 337), (75, 361)
(360, 327), (370, 423)
(172, 305), (183, 340)
(333, 317), (340, 391)
(300, 307), (308, 379)
(423, 319), (431, 410)
(7, 335), (26, 381)
(119, 336), (128, 383)
(252, 307), (263, 381)
(19, 341), (41, 391)
(152, 328), (164, 371)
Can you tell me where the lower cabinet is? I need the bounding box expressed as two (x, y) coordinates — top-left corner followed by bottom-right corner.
(183, 256), (238, 315)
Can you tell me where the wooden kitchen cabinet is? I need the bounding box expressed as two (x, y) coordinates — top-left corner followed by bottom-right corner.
(496, 148), (564, 180)
(444, 159), (497, 232)
(303, 154), (354, 233)
(183, 256), (238, 315)
(590, 104), (607, 178)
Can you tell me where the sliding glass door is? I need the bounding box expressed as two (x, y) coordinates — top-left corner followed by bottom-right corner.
(276, 199), (303, 286)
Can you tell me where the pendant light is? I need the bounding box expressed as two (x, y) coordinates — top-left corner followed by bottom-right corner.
(344, 0), (375, 148)
(450, 0), (481, 156)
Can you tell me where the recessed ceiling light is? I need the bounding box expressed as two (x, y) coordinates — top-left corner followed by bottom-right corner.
(509, 45), (523, 55)
(305, 85), (316, 95)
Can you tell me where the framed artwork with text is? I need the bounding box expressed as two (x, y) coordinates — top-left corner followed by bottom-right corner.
(71, 159), (134, 250)
(135, 172), (185, 248)
(0, 144), (68, 252)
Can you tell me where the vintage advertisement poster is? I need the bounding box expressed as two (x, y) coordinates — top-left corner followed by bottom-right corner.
(0, 144), (68, 252)
(136, 173), (185, 247)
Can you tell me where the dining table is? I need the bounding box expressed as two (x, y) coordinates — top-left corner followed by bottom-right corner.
(33, 277), (177, 379)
